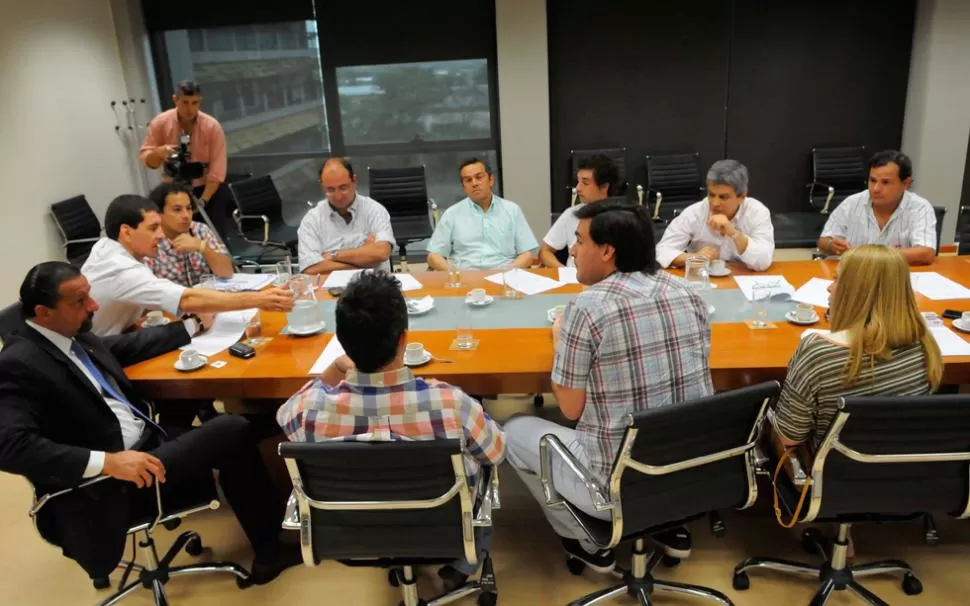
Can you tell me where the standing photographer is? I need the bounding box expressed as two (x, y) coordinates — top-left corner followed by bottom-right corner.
(139, 80), (229, 211)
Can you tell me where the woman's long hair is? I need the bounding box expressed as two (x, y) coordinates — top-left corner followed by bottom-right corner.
(828, 244), (942, 389)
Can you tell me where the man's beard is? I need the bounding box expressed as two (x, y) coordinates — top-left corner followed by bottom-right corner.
(78, 312), (94, 334)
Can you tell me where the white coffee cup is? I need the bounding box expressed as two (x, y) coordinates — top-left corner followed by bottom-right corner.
(144, 310), (165, 326)
(179, 349), (207, 367)
(710, 259), (726, 274)
(405, 342), (426, 364)
(469, 288), (487, 303)
(961, 311), (970, 325)
(795, 303), (816, 322)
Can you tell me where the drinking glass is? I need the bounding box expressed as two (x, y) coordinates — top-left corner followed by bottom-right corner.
(245, 314), (266, 345)
(502, 266), (523, 300)
(751, 284), (771, 328)
(447, 258), (463, 289)
(275, 257), (293, 286)
(455, 306), (474, 350)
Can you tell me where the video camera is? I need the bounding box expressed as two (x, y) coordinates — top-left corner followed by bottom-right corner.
(163, 133), (206, 184)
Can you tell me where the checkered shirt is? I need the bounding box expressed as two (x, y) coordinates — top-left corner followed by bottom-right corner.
(553, 270), (714, 486)
(276, 367), (505, 486)
(144, 222), (229, 287)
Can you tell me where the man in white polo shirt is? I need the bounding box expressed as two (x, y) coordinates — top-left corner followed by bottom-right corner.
(298, 158), (396, 274)
(655, 159), (774, 272)
(539, 154), (617, 269)
(817, 150), (936, 266)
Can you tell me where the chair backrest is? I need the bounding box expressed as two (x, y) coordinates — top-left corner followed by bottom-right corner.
(279, 440), (474, 564)
(228, 175), (284, 221)
(933, 205), (946, 253)
(809, 146), (867, 211)
(0, 302), (23, 344)
(644, 153), (705, 221)
(49, 195), (101, 263)
(569, 148), (628, 198)
(807, 394), (970, 522)
(607, 381), (777, 541)
(368, 166), (431, 219)
(959, 206), (970, 256)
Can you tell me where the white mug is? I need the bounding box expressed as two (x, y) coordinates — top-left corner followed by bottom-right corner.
(794, 303), (815, 322)
(962, 311), (970, 325)
(179, 349), (207, 367)
(710, 259), (726, 273)
(405, 342), (426, 364)
(144, 310), (165, 326)
(469, 288), (487, 303)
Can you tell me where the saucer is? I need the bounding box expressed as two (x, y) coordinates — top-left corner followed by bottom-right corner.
(547, 307), (565, 323)
(174, 358), (206, 372)
(708, 268), (732, 278)
(953, 318), (970, 334)
(407, 300), (434, 315)
(288, 322), (326, 336)
(786, 310), (820, 326)
(466, 295), (495, 307)
(404, 352), (433, 367)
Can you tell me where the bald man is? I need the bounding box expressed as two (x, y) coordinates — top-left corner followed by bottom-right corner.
(297, 158), (396, 274)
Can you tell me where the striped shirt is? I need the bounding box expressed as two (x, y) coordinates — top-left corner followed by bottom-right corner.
(276, 367), (505, 486)
(297, 194), (396, 272)
(144, 222), (229, 287)
(820, 190), (936, 250)
(554, 271), (714, 485)
(774, 331), (933, 445)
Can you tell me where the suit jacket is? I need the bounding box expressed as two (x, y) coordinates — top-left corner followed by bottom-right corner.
(0, 321), (191, 577)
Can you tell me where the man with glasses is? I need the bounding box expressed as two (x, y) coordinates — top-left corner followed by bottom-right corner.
(298, 158), (396, 274)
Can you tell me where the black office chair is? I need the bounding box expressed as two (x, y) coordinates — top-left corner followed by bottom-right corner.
(933, 205), (947, 254)
(0, 302), (22, 350)
(734, 394), (970, 605)
(279, 440), (499, 606)
(543, 381), (778, 605)
(807, 146), (867, 215)
(959, 205), (970, 255)
(567, 147), (629, 207)
(641, 153), (706, 224)
(50, 195), (102, 266)
(367, 166), (439, 262)
(228, 175), (299, 256)
(28, 473), (249, 605)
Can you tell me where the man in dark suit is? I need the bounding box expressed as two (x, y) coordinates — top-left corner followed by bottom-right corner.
(0, 261), (300, 587)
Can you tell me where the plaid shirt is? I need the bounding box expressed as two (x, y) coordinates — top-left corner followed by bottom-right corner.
(276, 367), (505, 486)
(144, 222), (229, 287)
(553, 271), (714, 486)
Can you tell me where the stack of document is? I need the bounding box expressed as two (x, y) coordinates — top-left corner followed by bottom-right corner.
(733, 275), (796, 301)
(180, 309), (258, 356)
(910, 272), (970, 300)
(790, 278), (833, 308)
(485, 269), (566, 295)
(322, 269), (423, 292)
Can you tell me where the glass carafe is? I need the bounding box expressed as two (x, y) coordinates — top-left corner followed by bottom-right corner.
(287, 275), (321, 332)
(684, 256), (711, 291)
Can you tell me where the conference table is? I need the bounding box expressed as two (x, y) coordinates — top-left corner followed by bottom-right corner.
(126, 257), (970, 399)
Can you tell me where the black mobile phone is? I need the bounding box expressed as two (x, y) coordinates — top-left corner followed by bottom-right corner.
(942, 309), (964, 320)
(228, 342), (256, 359)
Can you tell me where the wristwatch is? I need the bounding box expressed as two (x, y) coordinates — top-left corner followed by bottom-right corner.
(198, 240), (206, 254)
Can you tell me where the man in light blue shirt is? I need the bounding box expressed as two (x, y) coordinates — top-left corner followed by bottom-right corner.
(426, 158), (538, 270)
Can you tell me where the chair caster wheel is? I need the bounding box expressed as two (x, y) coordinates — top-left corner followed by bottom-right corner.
(661, 555), (680, 568)
(388, 569), (401, 587)
(732, 572), (750, 591)
(162, 518), (181, 531)
(566, 557), (587, 576)
(92, 577), (111, 590)
(185, 535), (204, 556)
(801, 528), (825, 556)
(533, 394), (544, 408)
(902, 573), (923, 595)
(477, 592), (498, 606)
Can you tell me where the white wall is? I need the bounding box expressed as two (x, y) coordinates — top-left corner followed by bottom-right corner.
(495, 0), (552, 238)
(902, 0), (970, 245)
(0, 0), (140, 300)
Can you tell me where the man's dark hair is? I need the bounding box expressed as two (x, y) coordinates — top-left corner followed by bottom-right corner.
(176, 80), (201, 96)
(148, 181), (194, 213)
(574, 202), (657, 274)
(577, 154), (619, 194)
(459, 157), (492, 179)
(321, 157), (355, 180)
(105, 194), (157, 240)
(869, 150), (913, 182)
(20, 261), (81, 318)
(335, 272), (408, 373)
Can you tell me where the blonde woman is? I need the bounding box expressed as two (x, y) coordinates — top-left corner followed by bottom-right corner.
(774, 244), (943, 446)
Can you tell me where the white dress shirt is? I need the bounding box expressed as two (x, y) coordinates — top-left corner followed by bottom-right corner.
(655, 197), (775, 271)
(82, 238), (186, 336)
(820, 190), (936, 250)
(297, 194), (396, 272)
(25, 320), (144, 478)
(543, 205), (581, 268)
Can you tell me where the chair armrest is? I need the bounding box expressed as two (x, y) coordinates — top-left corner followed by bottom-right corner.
(539, 434), (612, 512)
(472, 465), (501, 528)
(428, 198), (440, 227)
(63, 236), (100, 248)
(29, 475), (111, 518)
(232, 209), (270, 244)
(282, 490), (301, 531)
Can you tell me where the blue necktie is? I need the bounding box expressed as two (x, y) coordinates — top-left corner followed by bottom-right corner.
(70, 341), (166, 438)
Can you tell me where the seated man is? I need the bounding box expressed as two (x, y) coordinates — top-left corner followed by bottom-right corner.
(298, 158), (396, 274)
(427, 158), (537, 270)
(539, 154), (617, 268)
(655, 159), (774, 271)
(817, 150), (936, 266)
(0, 262), (300, 586)
(82, 194), (294, 337)
(144, 181), (234, 285)
(276, 271), (504, 588)
(503, 202), (713, 572)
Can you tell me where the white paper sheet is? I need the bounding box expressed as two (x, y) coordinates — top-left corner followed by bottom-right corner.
(393, 273), (424, 292)
(225, 273), (275, 291)
(558, 267), (579, 284)
(180, 309), (258, 357)
(929, 326), (970, 357)
(485, 269), (565, 296)
(733, 275), (796, 301)
(790, 278), (834, 309)
(910, 272), (970, 300)
(309, 337), (345, 375)
(321, 269), (422, 292)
